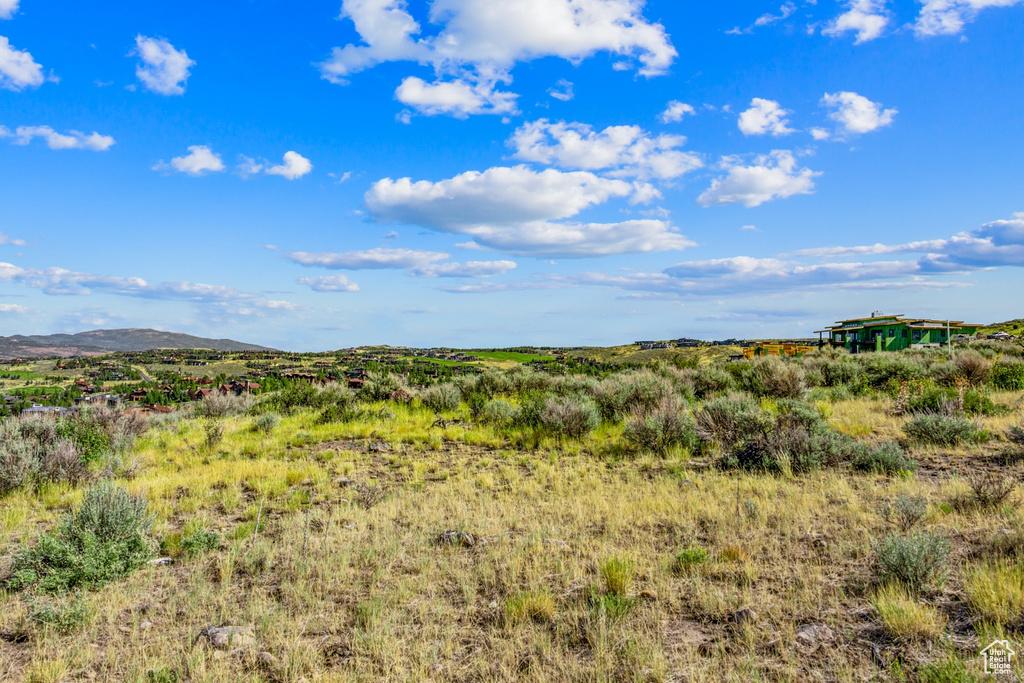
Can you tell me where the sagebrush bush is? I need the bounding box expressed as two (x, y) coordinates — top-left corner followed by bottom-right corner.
(809, 358), (865, 389)
(875, 532), (949, 594)
(880, 493), (928, 532)
(474, 369), (514, 398)
(0, 419), (90, 496)
(480, 398), (517, 428)
(8, 481), (154, 592)
(690, 366), (735, 398)
(694, 396), (772, 448)
(952, 352), (992, 386)
(860, 355), (927, 390)
(420, 383), (462, 413)
(252, 412), (280, 434)
(742, 357), (805, 399)
(852, 441), (918, 475)
(540, 396), (600, 440)
(359, 372), (407, 402)
(259, 382), (353, 414)
(903, 413), (987, 446)
(592, 370), (676, 421)
(622, 395), (697, 455)
(27, 592), (91, 633)
(954, 470), (1017, 512)
(194, 392), (254, 418)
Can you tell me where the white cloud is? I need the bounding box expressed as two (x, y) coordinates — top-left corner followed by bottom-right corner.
(320, 0), (676, 117)
(365, 165), (692, 257)
(8, 125), (115, 151)
(289, 248), (451, 270)
(697, 150), (820, 208)
(297, 274), (361, 292)
(0, 35), (44, 91)
(737, 98), (795, 137)
(755, 2), (798, 27)
(132, 35), (195, 96)
(236, 155), (264, 178)
(821, 91), (897, 135)
(0, 0), (18, 20)
(548, 78), (574, 102)
(916, 0), (1024, 36)
(509, 119), (702, 181)
(659, 100), (695, 123)
(810, 127), (831, 141)
(0, 303), (29, 313)
(154, 145), (225, 176)
(0, 231), (27, 246)
(289, 247), (516, 279)
(266, 151), (313, 180)
(823, 0), (890, 43)
(395, 76), (518, 117)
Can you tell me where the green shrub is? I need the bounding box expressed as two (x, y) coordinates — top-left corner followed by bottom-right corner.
(0, 419), (90, 496)
(880, 493), (928, 532)
(420, 383), (462, 413)
(592, 370), (676, 421)
(852, 441), (918, 475)
(359, 372), (406, 402)
(812, 359), (865, 389)
(860, 355), (927, 390)
(903, 413), (988, 446)
(179, 527), (220, 558)
(252, 412), (280, 434)
(587, 589), (637, 622)
(26, 592), (90, 633)
(694, 396), (772, 448)
(7, 481), (155, 592)
(690, 366), (735, 398)
(904, 385), (1000, 416)
(540, 396), (600, 440)
(992, 359), (1024, 391)
(875, 532), (949, 594)
(480, 398), (517, 428)
(194, 392), (254, 418)
(260, 382), (354, 414)
(741, 357), (805, 399)
(622, 396), (698, 455)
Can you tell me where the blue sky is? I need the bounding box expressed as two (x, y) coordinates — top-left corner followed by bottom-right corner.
(1, 0), (1022, 350)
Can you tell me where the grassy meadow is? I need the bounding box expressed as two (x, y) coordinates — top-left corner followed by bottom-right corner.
(2, 344), (1024, 682)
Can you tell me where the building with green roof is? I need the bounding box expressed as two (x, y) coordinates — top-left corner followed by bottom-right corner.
(815, 313), (981, 353)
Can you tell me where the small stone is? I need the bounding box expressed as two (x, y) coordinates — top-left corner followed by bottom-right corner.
(542, 538), (568, 548)
(640, 590), (658, 601)
(334, 477), (355, 487)
(149, 557), (174, 566)
(368, 440), (392, 453)
(733, 607), (758, 626)
(436, 530), (476, 547)
(140, 621), (153, 630)
(257, 651), (279, 667)
(794, 623), (834, 647)
(196, 625), (256, 651)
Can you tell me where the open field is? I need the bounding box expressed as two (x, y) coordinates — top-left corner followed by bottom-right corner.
(2, 345), (1024, 682)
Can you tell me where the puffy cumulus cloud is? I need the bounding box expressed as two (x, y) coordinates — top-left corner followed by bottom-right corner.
(737, 98), (795, 137)
(0, 0), (18, 20)
(659, 100), (695, 124)
(6, 125), (114, 151)
(916, 0), (1024, 36)
(288, 247), (516, 279)
(394, 76), (518, 117)
(320, 0), (675, 117)
(822, 91), (897, 135)
(508, 119), (702, 181)
(822, 0), (890, 43)
(297, 274), (361, 292)
(266, 151), (313, 180)
(153, 145), (225, 176)
(0, 35), (44, 91)
(697, 151), (820, 208)
(364, 165), (692, 257)
(548, 79), (574, 102)
(132, 35), (195, 96)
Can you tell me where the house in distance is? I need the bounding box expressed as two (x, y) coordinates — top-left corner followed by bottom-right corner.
(816, 313), (981, 353)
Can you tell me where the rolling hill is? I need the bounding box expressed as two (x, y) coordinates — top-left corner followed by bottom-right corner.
(0, 328), (276, 359)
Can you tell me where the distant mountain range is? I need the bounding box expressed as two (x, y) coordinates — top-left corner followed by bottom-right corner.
(0, 329), (276, 359)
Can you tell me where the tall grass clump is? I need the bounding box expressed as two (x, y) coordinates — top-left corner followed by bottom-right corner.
(600, 557), (636, 597)
(7, 481), (154, 592)
(964, 561), (1024, 628)
(419, 383), (462, 413)
(540, 396), (600, 440)
(873, 584), (947, 641)
(622, 395), (697, 455)
(903, 413), (988, 446)
(875, 532), (949, 594)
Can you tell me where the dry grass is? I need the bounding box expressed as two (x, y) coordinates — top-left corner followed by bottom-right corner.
(964, 561), (1024, 628)
(1, 389), (1022, 682)
(872, 584), (947, 642)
